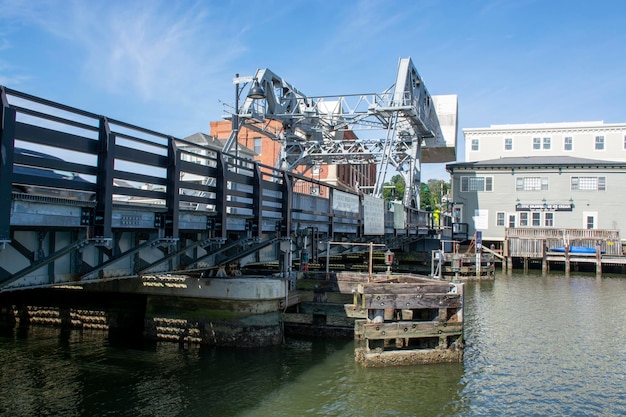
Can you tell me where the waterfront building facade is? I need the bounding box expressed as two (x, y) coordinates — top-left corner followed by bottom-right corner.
(448, 121), (626, 244)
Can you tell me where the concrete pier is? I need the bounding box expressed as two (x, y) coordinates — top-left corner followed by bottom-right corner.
(0, 275), (288, 347)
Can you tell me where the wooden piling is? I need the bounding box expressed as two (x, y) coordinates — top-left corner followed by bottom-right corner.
(354, 275), (464, 367)
(596, 242), (602, 276)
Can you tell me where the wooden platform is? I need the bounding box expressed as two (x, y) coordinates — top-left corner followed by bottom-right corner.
(504, 228), (626, 276)
(543, 252), (626, 275)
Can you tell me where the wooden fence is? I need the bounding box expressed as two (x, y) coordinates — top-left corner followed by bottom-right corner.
(505, 228), (622, 258)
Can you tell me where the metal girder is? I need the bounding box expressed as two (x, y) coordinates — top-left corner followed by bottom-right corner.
(0, 239), (91, 288)
(224, 57), (454, 207)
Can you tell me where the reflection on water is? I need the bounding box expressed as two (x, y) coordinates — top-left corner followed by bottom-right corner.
(1, 272), (626, 416)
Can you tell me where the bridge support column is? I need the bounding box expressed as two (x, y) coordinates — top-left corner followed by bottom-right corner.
(144, 295), (283, 347)
(0, 303), (17, 328)
(137, 277), (287, 347)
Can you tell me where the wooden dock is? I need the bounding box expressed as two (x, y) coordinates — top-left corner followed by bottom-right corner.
(504, 228), (626, 276)
(543, 252), (626, 275)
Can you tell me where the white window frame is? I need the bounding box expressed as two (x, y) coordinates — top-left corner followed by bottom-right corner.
(460, 176), (493, 192)
(533, 137), (541, 150)
(519, 212), (528, 227)
(531, 212), (541, 226)
(471, 139), (479, 151)
(504, 138), (513, 151)
(595, 136), (605, 151)
(543, 137), (551, 150)
(583, 211), (598, 230)
(508, 214), (516, 228)
(516, 177), (549, 192)
(564, 136), (573, 151)
(544, 212), (554, 227)
(571, 176), (606, 191)
(496, 211), (505, 226)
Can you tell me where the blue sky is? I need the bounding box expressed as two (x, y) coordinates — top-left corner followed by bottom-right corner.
(1, 0), (625, 180)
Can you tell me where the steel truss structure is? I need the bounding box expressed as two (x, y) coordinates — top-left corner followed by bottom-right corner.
(223, 58), (456, 208)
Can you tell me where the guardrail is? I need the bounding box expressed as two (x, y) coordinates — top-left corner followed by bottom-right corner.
(1, 85), (434, 244)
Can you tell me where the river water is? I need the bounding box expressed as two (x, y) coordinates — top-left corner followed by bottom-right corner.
(1, 271), (625, 417)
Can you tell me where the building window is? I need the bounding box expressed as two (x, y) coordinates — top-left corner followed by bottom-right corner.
(623, 135), (626, 150)
(595, 136), (605, 150)
(460, 176), (493, 192)
(496, 212), (505, 226)
(504, 138), (513, 151)
(544, 212), (554, 227)
(533, 137), (541, 150)
(516, 177), (548, 191)
(531, 212), (541, 226)
(571, 176), (606, 191)
(564, 136), (573, 151)
(519, 212), (528, 227)
(586, 215), (595, 229)
(508, 214), (516, 228)
(543, 137), (551, 150)
(471, 139), (479, 151)
(254, 137), (262, 155)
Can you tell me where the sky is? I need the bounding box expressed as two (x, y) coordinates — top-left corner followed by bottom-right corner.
(1, 0), (625, 181)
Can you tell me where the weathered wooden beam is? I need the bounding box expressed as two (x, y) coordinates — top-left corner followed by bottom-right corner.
(358, 282), (453, 294)
(363, 321), (462, 340)
(364, 293), (462, 309)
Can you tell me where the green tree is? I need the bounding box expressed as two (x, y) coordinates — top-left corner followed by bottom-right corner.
(382, 174), (405, 201)
(420, 182), (432, 211)
(420, 179), (449, 211)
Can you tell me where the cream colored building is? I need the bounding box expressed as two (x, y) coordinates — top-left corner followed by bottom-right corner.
(447, 121), (626, 244)
(463, 121), (626, 162)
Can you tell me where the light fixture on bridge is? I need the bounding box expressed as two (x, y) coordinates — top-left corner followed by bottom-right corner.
(247, 79), (266, 100)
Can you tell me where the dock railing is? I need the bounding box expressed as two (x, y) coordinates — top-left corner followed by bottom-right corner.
(505, 228), (622, 258)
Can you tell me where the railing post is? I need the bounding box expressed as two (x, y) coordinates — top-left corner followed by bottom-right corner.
(165, 139), (180, 241)
(542, 239), (548, 275)
(0, 87), (15, 245)
(94, 116), (115, 245)
(596, 240), (602, 277)
(215, 153), (228, 240)
(252, 163), (263, 240)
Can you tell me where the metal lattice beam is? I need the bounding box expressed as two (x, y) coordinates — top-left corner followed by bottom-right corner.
(224, 58), (455, 207)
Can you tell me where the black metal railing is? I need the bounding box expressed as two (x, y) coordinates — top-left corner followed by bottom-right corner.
(1, 85), (434, 243)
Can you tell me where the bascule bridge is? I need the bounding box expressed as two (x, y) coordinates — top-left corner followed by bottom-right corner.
(0, 58), (458, 346)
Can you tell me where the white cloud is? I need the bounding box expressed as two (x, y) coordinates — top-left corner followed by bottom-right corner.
(1, 1), (245, 102)
(0, 0), (261, 135)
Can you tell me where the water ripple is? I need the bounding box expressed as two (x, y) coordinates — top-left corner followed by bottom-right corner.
(1, 273), (626, 416)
